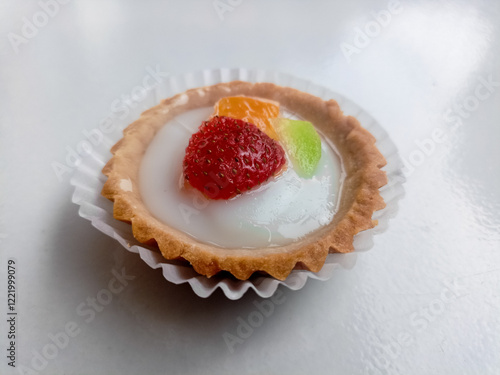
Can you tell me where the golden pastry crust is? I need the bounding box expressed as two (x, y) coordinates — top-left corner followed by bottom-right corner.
(101, 81), (387, 280)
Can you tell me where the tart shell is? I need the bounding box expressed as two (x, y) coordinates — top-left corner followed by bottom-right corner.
(101, 81), (387, 280)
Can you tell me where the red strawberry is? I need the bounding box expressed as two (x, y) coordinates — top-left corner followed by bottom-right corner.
(183, 116), (286, 200)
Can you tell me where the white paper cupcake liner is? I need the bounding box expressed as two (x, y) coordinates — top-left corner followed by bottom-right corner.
(70, 68), (405, 300)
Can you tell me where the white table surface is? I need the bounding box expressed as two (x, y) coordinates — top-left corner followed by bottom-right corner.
(1, 1), (499, 374)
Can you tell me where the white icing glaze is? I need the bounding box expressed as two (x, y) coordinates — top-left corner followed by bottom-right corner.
(139, 106), (344, 248)
(120, 178), (133, 192)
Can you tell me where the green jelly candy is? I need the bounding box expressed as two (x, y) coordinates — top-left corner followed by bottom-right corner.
(274, 118), (321, 178)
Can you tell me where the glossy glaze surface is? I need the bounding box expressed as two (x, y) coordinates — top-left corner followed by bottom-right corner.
(139, 107), (342, 248)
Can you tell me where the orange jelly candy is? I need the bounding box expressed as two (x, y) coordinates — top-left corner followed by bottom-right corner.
(213, 96), (280, 140)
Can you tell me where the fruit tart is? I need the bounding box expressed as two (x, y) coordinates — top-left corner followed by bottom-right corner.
(101, 81), (387, 280)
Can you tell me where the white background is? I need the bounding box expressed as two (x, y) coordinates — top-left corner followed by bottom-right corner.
(1, 0), (499, 374)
